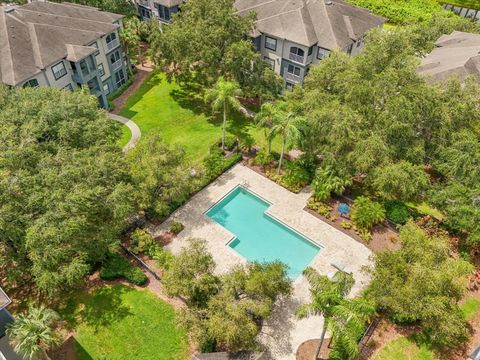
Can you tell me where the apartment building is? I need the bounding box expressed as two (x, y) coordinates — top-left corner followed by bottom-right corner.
(0, 1), (130, 108)
(135, 0), (385, 86)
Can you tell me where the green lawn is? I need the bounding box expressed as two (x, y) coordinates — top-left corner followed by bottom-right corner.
(461, 297), (480, 321)
(59, 285), (188, 360)
(119, 72), (277, 164)
(374, 336), (437, 360)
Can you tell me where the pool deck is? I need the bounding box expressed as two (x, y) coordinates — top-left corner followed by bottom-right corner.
(151, 164), (372, 360)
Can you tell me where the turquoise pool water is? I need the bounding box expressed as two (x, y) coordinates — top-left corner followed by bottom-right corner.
(205, 186), (321, 279)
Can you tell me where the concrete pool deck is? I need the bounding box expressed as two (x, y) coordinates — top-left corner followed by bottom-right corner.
(151, 164), (372, 360)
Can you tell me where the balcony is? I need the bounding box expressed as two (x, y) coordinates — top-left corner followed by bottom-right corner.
(111, 59), (122, 71)
(107, 38), (120, 51)
(285, 72), (301, 82)
(288, 53), (304, 64)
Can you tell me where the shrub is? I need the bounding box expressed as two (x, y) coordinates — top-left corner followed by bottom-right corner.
(146, 244), (174, 269)
(312, 166), (352, 202)
(341, 221), (352, 230)
(253, 149), (274, 168)
(212, 135), (238, 152)
(239, 136), (255, 152)
(130, 229), (155, 254)
(356, 227), (373, 243)
(385, 200), (411, 225)
(204, 152), (225, 178)
(351, 196), (386, 230)
(170, 221), (184, 235)
(282, 161), (312, 189)
(100, 253), (147, 286)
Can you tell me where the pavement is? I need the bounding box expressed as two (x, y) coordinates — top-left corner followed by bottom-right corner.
(107, 113), (141, 152)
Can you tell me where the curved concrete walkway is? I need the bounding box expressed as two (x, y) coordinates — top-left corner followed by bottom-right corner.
(108, 113), (141, 152)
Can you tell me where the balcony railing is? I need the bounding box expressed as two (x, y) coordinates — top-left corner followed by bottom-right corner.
(111, 59), (122, 71)
(107, 38), (120, 51)
(285, 72), (301, 82)
(288, 53), (304, 63)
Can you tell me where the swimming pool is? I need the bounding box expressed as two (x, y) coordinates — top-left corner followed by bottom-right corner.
(205, 186), (321, 279)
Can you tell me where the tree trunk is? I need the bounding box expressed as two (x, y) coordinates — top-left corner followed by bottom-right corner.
(277, 133), (286, 174)
(313, 323), (327, 360)
(222, 102), (227, 151)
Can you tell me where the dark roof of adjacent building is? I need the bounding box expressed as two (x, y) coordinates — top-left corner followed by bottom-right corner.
(0, 1), (124, 86)
(418, 31), (480, 82)
(0, 309), (14, 338)
(235, 0), (386, 49)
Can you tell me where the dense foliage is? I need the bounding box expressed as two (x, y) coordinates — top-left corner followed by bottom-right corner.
(150, 0), (282, 98)
(365, 222), (473, 348)
(99, 252), (148, 286)
(0, 86), (134, 295)
(163, 239), (292, 352)
(351, 197), (386, 230)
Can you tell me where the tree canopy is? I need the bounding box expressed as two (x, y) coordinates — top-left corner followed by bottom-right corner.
(365, 222), (473, 348)
(0, 86), (134, 295)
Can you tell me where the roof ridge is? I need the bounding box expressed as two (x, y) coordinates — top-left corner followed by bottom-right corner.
(17, 8), (121, 27)
(343, 14), (356, 40)
(28, 23), (44, 69)
(319, 0), (339, 48)
(299, 4), (315, 46)
(0, 9), (15, 85)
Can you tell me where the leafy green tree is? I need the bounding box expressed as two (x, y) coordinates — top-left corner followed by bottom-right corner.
(269, 102), (304, 174)
(255, 102), (277, 154)
(0, 86), (134, 295)
(296, 268), (375, 360)
(351, 196), (386, 230)
(6, 306), (61, 360)
(369, 161), (430, 201)
(127, 134), (191, 218)
(163, 238), (220, 307)
(150, 0), (255, 85)
(365, 222), (473, 349)
(120, 17), (147, 70)
(205, 78), (242, 150)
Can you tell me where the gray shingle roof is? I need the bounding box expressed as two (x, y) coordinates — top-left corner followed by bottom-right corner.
(0, 1), (123, 86)
(418, 31), (480, 83)
(235, 0), (386, 49)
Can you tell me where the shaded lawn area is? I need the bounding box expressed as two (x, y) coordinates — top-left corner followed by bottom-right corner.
(441, 0), (480, 10)
(57, 285), (188, 360)
(374, 336), (437, 360)
(119, 72), (278, 164)
(461, 297), (480, 321)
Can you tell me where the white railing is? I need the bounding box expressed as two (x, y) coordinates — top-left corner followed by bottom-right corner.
(111, 59), (122, 71)
(107, 38), (119, 51)
(289, 53), (304, 63)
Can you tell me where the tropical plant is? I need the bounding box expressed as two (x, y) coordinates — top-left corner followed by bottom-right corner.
(255, 102), (277, 154)
(269, 103), (304, 174)
(312, 166), (352, 201)
(296, 268), (375, 360)
(130, 229), (155, 254)
(351, 196), (386, 230)
(6, 306), (61, 360)
(120, 17), (148, 69)
(205, 78), (242, 151)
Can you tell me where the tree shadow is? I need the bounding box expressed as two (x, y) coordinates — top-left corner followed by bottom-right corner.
(50, 335), (94, 360)
(59, 285), (133, 333)
(170, 83), (211, 117)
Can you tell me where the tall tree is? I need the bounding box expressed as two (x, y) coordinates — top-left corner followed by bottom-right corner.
(127, 134), (190, 218)
(365, 222), (473, 348)
(296, 269), (375, 360)
(205, 78), (242, 150)
(255, 102), (277, 154)
(0, 86), (134, 295)
(119, 17), (142, 72)
(6, 306), (61, 360)
(269, 102), (304, 174)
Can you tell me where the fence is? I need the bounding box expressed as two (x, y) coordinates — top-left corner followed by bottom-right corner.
(442, 3), (480, 22)
(120, 244), (161, 281)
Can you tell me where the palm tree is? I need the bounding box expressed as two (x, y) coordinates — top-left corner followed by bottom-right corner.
(6, 305), (61, 360)
(296, 268), (374, 360)
(254, 102), (277, 154)
(205, 78), (242, 151)
(269, 106), (303, 174)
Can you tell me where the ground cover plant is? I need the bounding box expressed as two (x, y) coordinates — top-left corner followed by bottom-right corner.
(59, 285), (188, 360)
(374, 336), (437, 360)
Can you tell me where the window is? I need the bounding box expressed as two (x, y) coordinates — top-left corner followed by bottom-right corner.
(285, 82), (295, 91)
(80, 59), (89, 76)
(287, 64), (301, 76)
(110, 51), (121, 64)
(106, 32), (117, 44)
(140, 7), (151, 19)
(23, 78), (39, 88)
(51, 61), (67, 80)
(98, 63), (105, 76)
(63, 83), (73, 91)
(317, 47), (330, 60)
(265, 36), (277, 51)
(289, 47), (305, 63)
(157, 5), (171, 21)
(103, 82), (110, 95)
(106, 32), (118, 50)
(264, 56), (275, 71)
(115, 69), (126, 87)
(308, 46), (313, 56)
